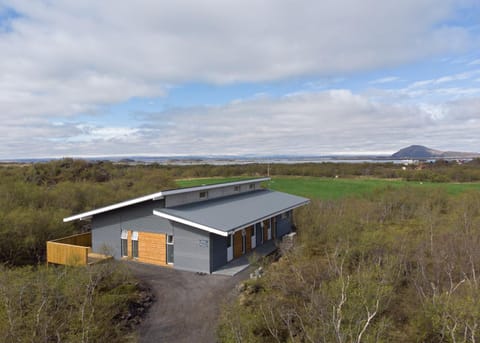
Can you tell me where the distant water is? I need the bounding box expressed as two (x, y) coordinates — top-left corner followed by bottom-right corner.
(0, 156), (425, 165)
(129, 157), (413, 165)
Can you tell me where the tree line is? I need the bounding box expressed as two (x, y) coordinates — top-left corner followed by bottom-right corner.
(218, 187), (480, 342)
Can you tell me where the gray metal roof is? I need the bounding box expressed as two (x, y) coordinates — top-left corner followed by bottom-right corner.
(63, 177), (270, 222)
(153, 189), (310, 236)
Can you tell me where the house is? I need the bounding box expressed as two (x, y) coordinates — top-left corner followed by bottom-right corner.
(51, 177), (309, 273)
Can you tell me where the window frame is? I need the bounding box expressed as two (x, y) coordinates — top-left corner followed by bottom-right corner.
(131, 231), (139, 258)
(166, 234), (174, 264)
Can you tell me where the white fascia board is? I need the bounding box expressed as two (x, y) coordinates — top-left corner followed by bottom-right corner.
(160, 177), (271, 197)
(153, 210), (229, 237)
(227, 200), (310, 235)
(63, 192), (165, 222)
(63, 177), (270, 223)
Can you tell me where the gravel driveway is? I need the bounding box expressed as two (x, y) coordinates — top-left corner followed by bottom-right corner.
(127, 262), (249, 343)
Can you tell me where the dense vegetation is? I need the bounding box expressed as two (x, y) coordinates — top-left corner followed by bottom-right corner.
(0, 160), (174, 342)
(1, 159), (480, 342)
(0, 159), (175, 266)
(0, 262), (141, 342)
(168, 158), (480, 182)
(218, 187), (480, 342)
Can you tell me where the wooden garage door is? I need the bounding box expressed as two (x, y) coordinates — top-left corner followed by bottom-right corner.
(233, 230), (243, 258)
(137, 232), (168, 266)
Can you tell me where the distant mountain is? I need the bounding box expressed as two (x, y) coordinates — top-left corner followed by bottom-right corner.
(392, 145), (480, 159)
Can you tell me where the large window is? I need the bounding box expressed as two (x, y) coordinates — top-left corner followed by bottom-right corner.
(121, 230), (128, 257)
(131, 231), (139, 258)
(166, 234), (174, 264)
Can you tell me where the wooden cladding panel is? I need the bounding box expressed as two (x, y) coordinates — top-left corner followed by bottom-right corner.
(245, 226), (253, 253)
(137, 232), (167, 266)
(47, 241), (89, 266)
(233, 230), (243, 258)
(53, 232), (91, 247)
(263, 220), (269, 242)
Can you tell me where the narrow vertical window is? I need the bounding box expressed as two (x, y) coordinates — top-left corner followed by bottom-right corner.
(120, 229), (128, 257)
(166, 234), (174, 264)
(131, 231), (139, 258)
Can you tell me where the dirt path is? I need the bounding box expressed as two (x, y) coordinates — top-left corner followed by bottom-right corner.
(127, 262), (249, 343)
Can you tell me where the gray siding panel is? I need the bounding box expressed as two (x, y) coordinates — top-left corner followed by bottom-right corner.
(210, 233), (227, 272)
(173, 223), (211, 273)
(166, 182), (263, 207)
(91, 222), (122, 258)
(91, 199), (171, 259)
(276, 211), (292, 238)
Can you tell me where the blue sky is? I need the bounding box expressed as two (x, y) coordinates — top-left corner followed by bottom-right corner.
(0, 0), (479, 158)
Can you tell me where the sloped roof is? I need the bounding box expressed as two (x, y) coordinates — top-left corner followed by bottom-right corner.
(63, 177), (270, 222)
(153, 189), (310, 236)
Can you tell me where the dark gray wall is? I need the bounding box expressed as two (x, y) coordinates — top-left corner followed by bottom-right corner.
(276, 211), (292, 238)
(210, 233), (227, 272)
(91, 199), (171, 258)
(173, 222), (211, 273)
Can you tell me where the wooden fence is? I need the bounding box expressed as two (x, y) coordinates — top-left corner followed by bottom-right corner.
(47, 232), (92, 266)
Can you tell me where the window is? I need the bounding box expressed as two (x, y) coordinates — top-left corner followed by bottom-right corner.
(234, 185), (240, 192)
(227, 234), (232, 248)
(120, 230), (128, 257)
(166, 234), (174, 264)
(199, 191), (208, 199)
(249, 184), (255, 190)
(131, 231), (139, 258)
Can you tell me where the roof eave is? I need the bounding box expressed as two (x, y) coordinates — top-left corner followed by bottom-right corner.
(62, 177), (271, 223)
(153, 198), (310, 237)
(153, 210), (229, 237)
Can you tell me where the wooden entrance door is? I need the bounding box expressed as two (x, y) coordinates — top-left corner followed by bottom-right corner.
(263, 219), (269, 242)
(245, 226), (253, 253)
(233, 230), (243, 258)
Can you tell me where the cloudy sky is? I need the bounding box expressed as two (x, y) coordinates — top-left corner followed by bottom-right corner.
(0, 0), (479, 159)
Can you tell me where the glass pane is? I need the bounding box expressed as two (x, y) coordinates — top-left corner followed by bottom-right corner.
(121, 239), (128, 256)
(132, 240), (138, 258)
(167, 244), (174, 264)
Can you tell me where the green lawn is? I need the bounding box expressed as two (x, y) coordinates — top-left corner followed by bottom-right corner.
(176, 176), (252, 188)
(176, 176), (480, 200)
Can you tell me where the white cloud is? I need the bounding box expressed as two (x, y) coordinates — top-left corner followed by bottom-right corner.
(408, 70), (480, 88)
(369, 77), (401, 85)
(1, 90), (474, 158)
(0, 0), (476, 118)
(0, 1), (478, 158)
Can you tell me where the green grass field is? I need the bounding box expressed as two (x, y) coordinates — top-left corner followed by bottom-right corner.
(176, 176), (480, 200)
